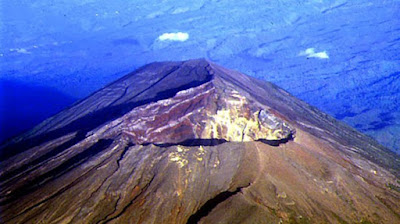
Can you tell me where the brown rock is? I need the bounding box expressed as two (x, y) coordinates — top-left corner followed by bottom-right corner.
(0, 59), (399, 223)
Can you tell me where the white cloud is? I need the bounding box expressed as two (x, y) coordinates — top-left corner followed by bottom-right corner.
(158, 32), (189, 42)
(9, 48), (31, 54)
(171, 7), (190, 14)
(147, 11), (164, 19)
(300, 48), (329, 59)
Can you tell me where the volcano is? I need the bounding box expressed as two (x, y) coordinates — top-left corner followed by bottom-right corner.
(1, 59), (400, 223)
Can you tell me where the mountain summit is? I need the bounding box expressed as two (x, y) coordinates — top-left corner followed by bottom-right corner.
(1, 59), (400, 223)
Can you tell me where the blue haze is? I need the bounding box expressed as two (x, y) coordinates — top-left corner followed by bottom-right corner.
(1, 0), (400, 153)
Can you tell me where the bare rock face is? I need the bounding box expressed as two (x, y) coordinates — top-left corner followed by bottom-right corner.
(1, 59), (400, 223)
(112, 81), (295, 145)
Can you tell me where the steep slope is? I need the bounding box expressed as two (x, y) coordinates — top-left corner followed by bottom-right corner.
(1, 59), (400, 223)
(3, 0), (400, 153)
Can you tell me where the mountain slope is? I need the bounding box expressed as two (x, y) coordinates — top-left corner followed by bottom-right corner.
(1, 59), (399, 223)
(3, 0), (400, 153)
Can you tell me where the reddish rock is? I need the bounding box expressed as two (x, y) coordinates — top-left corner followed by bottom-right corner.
(0, 59), (399, 223)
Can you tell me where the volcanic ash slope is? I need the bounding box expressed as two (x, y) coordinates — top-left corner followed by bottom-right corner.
(0, 59), (400, 223)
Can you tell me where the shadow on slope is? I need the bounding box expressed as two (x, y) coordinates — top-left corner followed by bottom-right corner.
(0, 78), (212, 163)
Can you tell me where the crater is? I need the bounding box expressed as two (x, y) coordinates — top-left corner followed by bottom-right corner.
(115, 82), (295, 146)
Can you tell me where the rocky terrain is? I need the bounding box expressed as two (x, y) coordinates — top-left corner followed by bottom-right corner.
(1, 0), (400, 152)
(1, 59), (399, 223)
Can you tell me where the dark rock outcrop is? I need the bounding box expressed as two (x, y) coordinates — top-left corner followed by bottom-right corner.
(0, 59), (399, 223)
